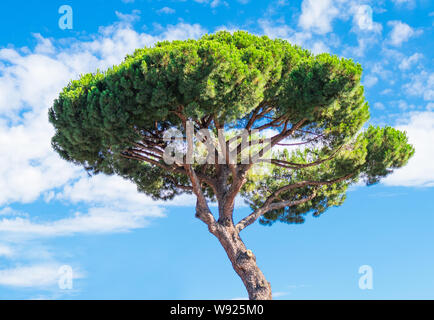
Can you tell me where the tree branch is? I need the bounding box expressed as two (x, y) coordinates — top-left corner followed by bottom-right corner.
(263, 146), (344, 170)
(120, 151), (216, 192)
(235, 172), (356, 232)
(184, 164), (216, 230)
(235, 192), (317, 232)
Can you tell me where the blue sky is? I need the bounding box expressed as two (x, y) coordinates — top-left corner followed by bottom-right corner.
(0, 0), (433, 299)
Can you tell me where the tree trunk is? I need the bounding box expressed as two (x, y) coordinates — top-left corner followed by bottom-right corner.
(211, 222), (272, 300)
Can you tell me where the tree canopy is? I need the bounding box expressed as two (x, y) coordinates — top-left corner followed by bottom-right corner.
(49, 31), (414, 227)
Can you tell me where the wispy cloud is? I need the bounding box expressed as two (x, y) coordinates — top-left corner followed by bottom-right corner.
(157, 7), (175, 15)
(387, 20), (422, 46)
(298, 0), (340, 34)
(0, 264), (83, 289)
(384, 111), (434, 187)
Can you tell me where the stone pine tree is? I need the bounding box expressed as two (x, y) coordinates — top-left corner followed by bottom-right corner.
(49, 32), (414, 300)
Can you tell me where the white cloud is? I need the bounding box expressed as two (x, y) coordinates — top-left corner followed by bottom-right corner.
(0, 111), (79, 205)
(0, 206), (164, 238)
(0, 264), (82, 288)
(363, 74), (378, 87)
(398, 53), (423, 70)
(391, 0), (416, 8)
(298, 2), (381, 56)
(393, 99), (417, 111)
(380, 88), (393, 95)
(0, 45), (71, 117)
(342, 35), (377, 57)
(0, 240), (86, 291)
(159, 23), (207, 42)
(352, 5), (382, 33)
(370, 62), (394, 83)
(387, 21), (421, 46)
(342, 4), (382, 57)
(298, 0), (342, 34)
(272, 291), (289, 298)
(310, 41), (329, 54)
(373, 102), (385, 110)
(259, 19), (294, 39)
(384, 111), (434, 187)
(211, 0), (227, 8)
(258, 19), (330, 54)
(157, 7), (175, 15)
(57, 174), (197, 210)
(403, 71), (434, 101)
(115, 10), (141, 23)
(0, 244), (13, 257)
(193, 0), (228, 8)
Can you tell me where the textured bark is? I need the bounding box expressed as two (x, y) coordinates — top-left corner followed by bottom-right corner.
(211, 222), (272, 300)
(188, 163), (272, 299)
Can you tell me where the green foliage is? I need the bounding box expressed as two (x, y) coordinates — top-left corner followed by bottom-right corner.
(362, 125), (415, 185)
(242, 124), (414, 225)
(49, 31), (414, 221)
